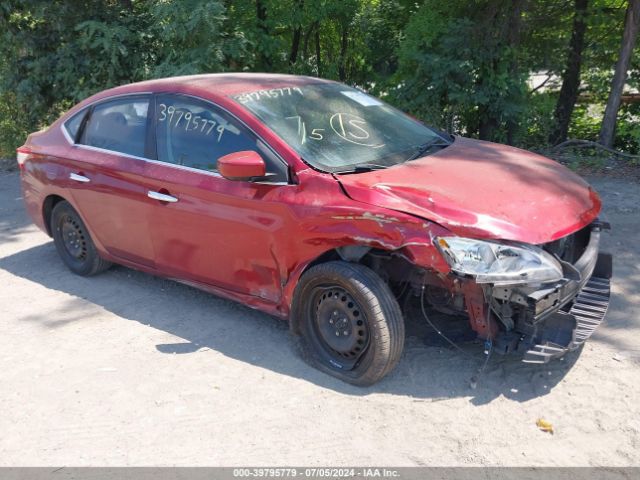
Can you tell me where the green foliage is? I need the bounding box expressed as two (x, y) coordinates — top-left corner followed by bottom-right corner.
(149, 0), (245, 77)
(569, 104), (603, 142)
(612, 105), (640, 154)
(0, 0), (638, 159)
(516, 93), (558, 150)
(0, 0), (246, 156)
(392, 1), (527, 141)
(71, 16), (146, 99)
(0, 91), (30, 157)
(565, 101), (640, 155)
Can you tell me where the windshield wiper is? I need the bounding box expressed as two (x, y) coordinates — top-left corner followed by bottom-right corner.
(333, 163), (392, 174)
(406, 137), (451, 161)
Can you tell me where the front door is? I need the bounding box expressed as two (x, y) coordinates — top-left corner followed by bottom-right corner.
(144, 94), (291, 303)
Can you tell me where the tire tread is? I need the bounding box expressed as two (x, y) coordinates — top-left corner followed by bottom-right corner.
(292, 261), (404, 386)
(51, 201), (112, 277)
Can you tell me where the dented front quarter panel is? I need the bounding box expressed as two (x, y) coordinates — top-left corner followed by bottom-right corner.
(273, 168), (452, 317)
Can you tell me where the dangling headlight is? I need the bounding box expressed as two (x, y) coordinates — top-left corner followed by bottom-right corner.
(434, 236), (563, 285)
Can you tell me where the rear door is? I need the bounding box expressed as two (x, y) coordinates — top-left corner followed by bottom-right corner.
(143, 93), (292, 302)
(65, 95), (157, 267)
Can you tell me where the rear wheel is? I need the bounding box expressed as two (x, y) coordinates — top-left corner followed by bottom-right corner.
(51, 201), (112, 276)
(292, 261), (404, 386)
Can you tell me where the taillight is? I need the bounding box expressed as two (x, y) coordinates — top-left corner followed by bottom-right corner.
(16, 147), (31, 170)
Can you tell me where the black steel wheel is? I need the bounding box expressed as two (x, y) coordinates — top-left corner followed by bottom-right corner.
(60, 213), (88, 261)
(292, 261), (405, 386)
(311, 286), (371, 369)
(51, 201), (112, 276)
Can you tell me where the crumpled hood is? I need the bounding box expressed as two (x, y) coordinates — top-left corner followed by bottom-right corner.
(337, 137), (601, 244)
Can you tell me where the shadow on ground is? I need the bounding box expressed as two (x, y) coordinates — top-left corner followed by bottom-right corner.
(0, 241), (582, 404)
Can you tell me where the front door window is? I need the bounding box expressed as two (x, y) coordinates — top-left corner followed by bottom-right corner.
(154, 94), (286, 182)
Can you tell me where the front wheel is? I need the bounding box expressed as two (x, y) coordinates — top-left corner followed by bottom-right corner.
(51, 201), (112, 276)
(292, 261), (405, 386)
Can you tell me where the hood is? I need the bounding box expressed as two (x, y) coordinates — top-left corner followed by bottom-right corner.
(337, 137), (601, 244)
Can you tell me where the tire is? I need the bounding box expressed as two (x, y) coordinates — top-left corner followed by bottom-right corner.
(50, 201), (112, 276)
(291, 261), (405, 386)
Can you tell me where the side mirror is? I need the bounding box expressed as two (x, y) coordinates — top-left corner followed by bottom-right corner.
(218, 151), (266, 181)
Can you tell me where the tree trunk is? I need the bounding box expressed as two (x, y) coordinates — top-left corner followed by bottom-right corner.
(289, 28), (302, 66)
(256, 0), (267, 28)
(478, 116), (498, 140)
(256, 0), (271, 69)
(303, 20), (320, 63)
(288, 0), (304, 67)
(315, 27), (321, 76)
(549, 0), (589, 146)
(476, 0), (502, 140)
(338, 26), (348, 81)
(477, 0), (525, 142)
(303, 21), (315, 60)
(506, 0), (527, 145)
(599, 0), (640, 147)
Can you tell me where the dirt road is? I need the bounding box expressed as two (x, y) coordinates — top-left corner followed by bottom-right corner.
(0, 171), (638, 466)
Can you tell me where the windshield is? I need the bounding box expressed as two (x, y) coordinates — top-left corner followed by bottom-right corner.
(230, 83), (450, 173)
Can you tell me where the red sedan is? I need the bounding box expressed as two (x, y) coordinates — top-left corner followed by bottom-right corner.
(17, 73), (612, 385)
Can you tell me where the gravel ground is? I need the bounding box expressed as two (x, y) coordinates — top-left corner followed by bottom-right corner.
(0, 171), (638, 466)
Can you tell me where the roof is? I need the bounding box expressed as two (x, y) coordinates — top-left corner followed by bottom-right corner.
(95, 73), (331, 99)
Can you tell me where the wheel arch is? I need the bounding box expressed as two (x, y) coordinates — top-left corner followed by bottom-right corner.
(286, 244), (416, 334)
(42, 194), (68, 237)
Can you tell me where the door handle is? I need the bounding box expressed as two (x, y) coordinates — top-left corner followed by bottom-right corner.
(147, 190), (178, 203)
(69, 172), (90, 183)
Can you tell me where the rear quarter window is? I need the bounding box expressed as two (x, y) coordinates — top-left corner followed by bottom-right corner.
(63, 110), (87, 142)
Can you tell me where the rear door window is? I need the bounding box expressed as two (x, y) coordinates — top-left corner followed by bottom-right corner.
(80, 96), (150, 158)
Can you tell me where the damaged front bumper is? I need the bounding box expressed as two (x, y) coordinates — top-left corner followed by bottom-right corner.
(489, 224), (612, 363)
(520, 274), (611, 363)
